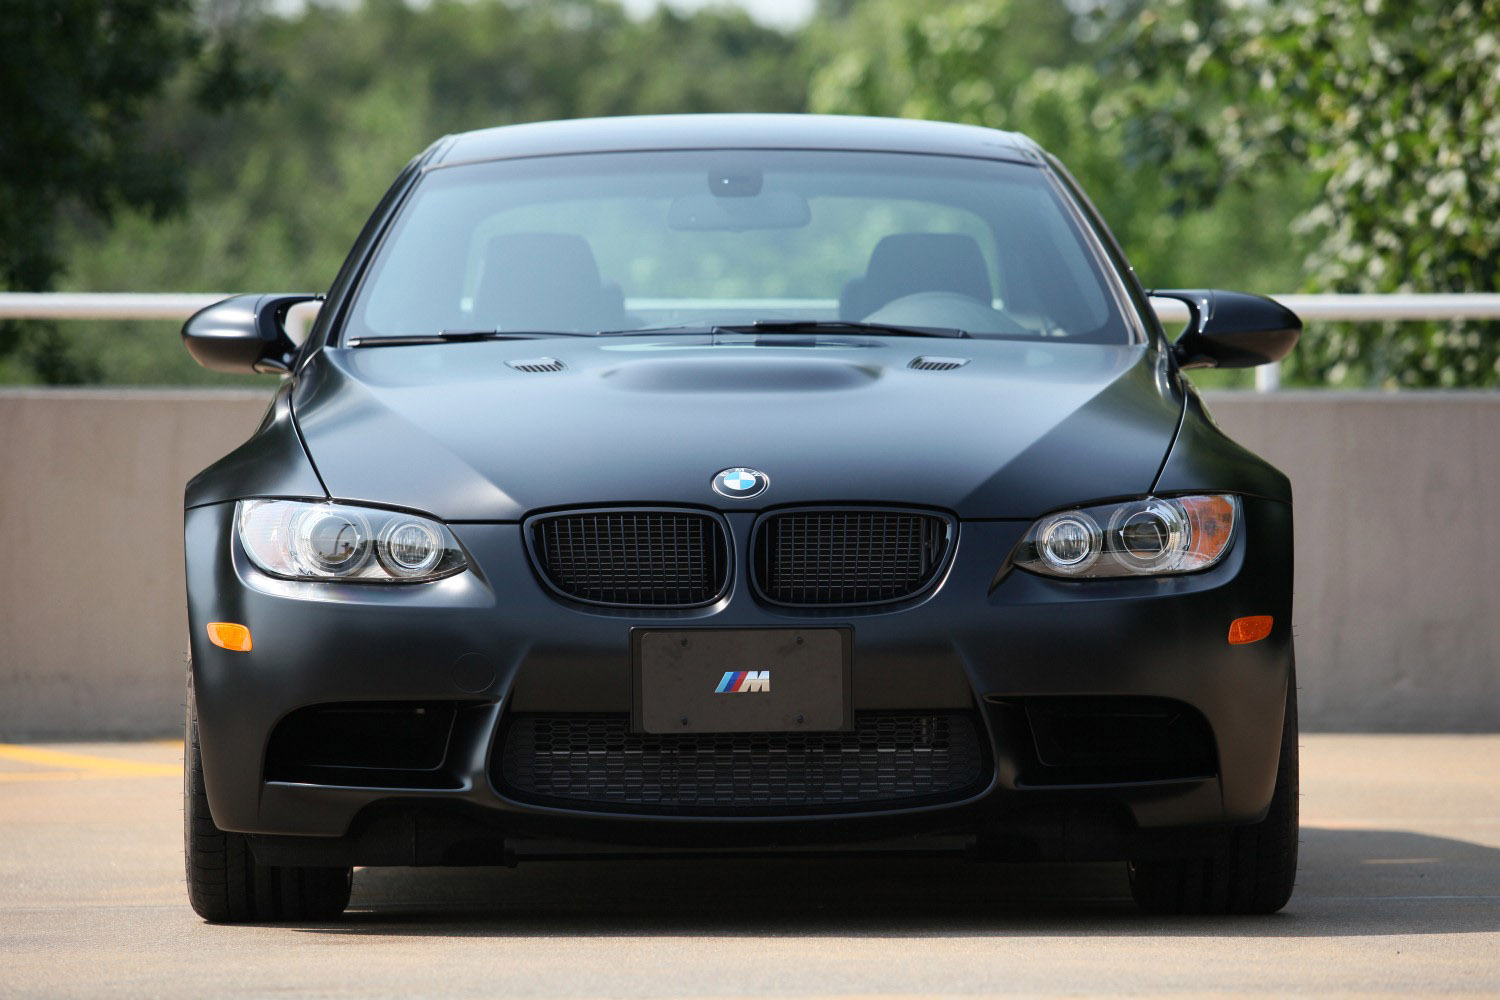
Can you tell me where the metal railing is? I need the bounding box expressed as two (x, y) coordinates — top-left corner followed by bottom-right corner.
(0, 292), (324, 344)
(1148, 293), (1500, 390)
(3, 291), (1499, 392)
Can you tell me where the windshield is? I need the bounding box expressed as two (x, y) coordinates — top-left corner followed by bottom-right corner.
(346, 149), (1138, 343)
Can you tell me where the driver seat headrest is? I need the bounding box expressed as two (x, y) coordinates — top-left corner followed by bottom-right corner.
(841, 232), (993, 320)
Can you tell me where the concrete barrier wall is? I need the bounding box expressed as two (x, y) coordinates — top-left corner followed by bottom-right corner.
(0, 390), (272, 738)
(1, 388), (1496, 737)
(1201, 392), (1499, 731)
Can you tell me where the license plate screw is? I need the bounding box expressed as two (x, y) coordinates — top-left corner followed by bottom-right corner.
(680, 716), (690, 726)
(796, 714), (805, 724)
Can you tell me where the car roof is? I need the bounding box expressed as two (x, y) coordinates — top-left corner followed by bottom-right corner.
(432, 114), (1044, 167)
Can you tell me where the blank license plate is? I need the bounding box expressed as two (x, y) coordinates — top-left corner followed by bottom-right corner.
(633, 628), (851, 734)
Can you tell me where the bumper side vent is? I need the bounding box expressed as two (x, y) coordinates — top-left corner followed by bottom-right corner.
(989, 696), (1219, 786)
(264, 701), (469, 789)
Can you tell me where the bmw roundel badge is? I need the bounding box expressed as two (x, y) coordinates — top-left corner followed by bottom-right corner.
(712, 467), (769, 499)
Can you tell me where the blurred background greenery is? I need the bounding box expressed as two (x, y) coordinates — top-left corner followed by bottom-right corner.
(1, 0), (1495, 387)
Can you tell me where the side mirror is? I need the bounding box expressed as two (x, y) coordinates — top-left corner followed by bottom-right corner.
(182, 293), (320, 374)
(1152, 289), (1301, 369)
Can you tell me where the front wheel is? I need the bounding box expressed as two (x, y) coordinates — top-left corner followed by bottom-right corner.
(184, 673), (351, 923)
(1127, 663), (1299, 915)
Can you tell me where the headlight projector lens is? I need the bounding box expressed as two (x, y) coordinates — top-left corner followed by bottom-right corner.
(1036, 511), (1101, 574)
(296, 508), (370, 575)
(380, 519), (443, 576)
(1112, 500), (1186, 571)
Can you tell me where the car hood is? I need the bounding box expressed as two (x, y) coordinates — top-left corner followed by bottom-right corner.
(291, 336), (1184, 520)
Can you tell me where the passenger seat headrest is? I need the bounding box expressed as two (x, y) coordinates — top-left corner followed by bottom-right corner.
(474, 232), (620, 333)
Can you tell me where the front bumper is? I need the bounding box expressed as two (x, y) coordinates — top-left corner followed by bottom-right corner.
(184, 497), (1293, 861)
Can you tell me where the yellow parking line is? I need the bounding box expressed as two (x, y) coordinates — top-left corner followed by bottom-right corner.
(0, 770), (99, 783)
(0, 744), (179, 778)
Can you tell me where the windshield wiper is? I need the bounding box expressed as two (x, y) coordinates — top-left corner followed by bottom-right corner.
(596, 325), (717, 336)
(597, 321), (969, 339)
(348, 329), (592, 347)
(736, 320), (968, 338)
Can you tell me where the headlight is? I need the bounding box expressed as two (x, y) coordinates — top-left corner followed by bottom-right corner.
(1015, 495), (1238, 579)
(236, 500), (467, 583)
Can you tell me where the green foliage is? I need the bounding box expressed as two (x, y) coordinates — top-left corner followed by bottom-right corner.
(805, 0), (1310, 313)
(8, 0), (1497, 386)
(808, 0), (1500, 387)
(38, 0), (807, 384)
(0, 0), (262, 381)
(1102, 0), (1500, 387)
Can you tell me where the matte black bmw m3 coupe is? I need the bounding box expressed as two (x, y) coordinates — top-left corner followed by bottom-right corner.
(180, 114), (1301, 922)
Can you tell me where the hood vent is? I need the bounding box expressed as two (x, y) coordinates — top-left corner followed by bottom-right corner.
(506, 357), (566, 373)
(909, 356), (970, 371)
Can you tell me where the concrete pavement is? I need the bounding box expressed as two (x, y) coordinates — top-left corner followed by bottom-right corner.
(1, 735), (1497, 997)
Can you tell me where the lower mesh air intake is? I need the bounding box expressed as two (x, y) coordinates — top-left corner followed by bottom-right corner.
(496, 711), (986, 815)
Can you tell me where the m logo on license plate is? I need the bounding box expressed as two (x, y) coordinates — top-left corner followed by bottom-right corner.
(715, 670), (770, 693)
(635, 628), (849, 732)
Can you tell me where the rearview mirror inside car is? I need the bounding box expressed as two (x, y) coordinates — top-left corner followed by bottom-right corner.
(182, 293), (320, 374)
(1152, 289), (1301, 369)
(667, 191), (811, 231)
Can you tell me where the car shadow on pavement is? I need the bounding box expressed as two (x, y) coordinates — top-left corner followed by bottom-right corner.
(293, 826), (1500, 938)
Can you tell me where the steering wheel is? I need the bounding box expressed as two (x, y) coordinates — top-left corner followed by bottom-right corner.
(862, 290), (1029, 336)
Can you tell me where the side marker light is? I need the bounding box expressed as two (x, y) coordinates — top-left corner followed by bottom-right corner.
(1228, 615), (1274, 645)
(207, 622), (253, 652)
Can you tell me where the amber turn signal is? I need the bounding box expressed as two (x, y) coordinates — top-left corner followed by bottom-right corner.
(207, 622), (253, 652)
(1228, 615), (1273, 645)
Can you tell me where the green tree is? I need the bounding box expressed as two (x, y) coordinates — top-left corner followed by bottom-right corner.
(41, 0), (810, 385)
(0, 0), (261, 382)
(808, 0), (1500, 387)
(805, 0), (1311, 310)
(1106, 0), (1500, 387)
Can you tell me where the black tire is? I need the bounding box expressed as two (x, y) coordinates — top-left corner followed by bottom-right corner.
(1127, 664), (1299, 915)
(184, 674), (352, 923)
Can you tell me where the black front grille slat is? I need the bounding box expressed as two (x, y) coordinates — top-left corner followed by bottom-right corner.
(498, 712), (985, 814)
(756, 509), (950, 607)
(531, 510), (728, 608)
